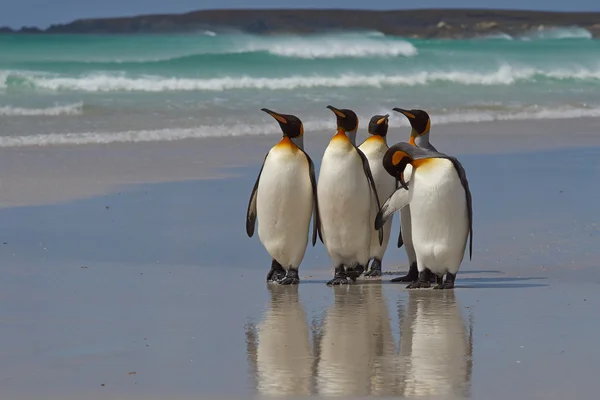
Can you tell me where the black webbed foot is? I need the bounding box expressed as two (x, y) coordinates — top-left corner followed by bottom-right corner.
(406, 269), (432, 289)
(278, 269), (300, 285)
(440, 272), (456, 289)
(327, 266), (349, 286)
(390, 262), (418, 283)
(432, 274), (444, 288)
(266, 259), (286, 282)
(346, 264), (365, 282)
(365, 258), (382, 277)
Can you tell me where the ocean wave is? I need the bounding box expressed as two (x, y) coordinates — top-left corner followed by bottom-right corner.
(245, 37), (418, 59)
(5, 65), (600, 92)
(3, 105), (600, 147)
(519, 26), (593, 40)
(0, 102), (83, 116)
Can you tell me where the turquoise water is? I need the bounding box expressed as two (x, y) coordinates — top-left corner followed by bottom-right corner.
(1, 29), (599, 146)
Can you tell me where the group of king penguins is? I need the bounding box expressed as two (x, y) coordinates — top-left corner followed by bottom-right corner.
(246, 105), (473, 289)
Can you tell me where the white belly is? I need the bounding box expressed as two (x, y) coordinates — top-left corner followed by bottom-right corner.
(317, 145), (372, 267)
(409, 159), (469, 275)
(256, 148), (313, 269)
(359, 140), (396, 260)
(256, 288), (312, 396)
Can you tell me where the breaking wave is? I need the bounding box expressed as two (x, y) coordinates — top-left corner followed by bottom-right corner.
(4, 65), (600, 92)
(0, 102), (83, 116)
(3, 104), (600, 147)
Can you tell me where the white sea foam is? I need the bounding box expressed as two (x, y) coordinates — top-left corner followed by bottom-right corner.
(0, 102), (83, 116)
(7, 64), (600, 92)
(520, 26), (593, 40)
(259, 38), (418, 59)
(3, 105), (600, 148)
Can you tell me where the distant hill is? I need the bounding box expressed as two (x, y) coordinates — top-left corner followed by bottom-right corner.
(3, 9), (600, 38)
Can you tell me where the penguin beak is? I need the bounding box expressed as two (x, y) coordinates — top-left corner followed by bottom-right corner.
(327, 105), (346, 119)
(261, 108), (288, 124)
(376, 114), (390, 125)
(393, 108), (416, 119)
(399, 173), (409, 190)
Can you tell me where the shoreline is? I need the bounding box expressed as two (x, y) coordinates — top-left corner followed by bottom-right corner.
(3, 9), (600, 38)
(1, 117), (600, 208)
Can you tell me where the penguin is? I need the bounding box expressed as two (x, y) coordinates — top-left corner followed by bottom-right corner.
(375, 142), (473, 289)
(396, 291), (473, 397)
(358, 114), (397, 277)
(246, 109), (322, 285)
(317, 105), (383, 285)
(390, 108), (439, 284)
(245, 285), (313, 396)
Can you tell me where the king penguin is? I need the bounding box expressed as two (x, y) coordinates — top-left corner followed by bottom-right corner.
(246, 109), (321, 285)
(317, 105), (383, 285)
(390, 108), (438, 283)
(375, 142), (473, 289)
(358, 114), (397, 277)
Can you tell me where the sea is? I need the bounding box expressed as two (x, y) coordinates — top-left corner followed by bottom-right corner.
(1, 27), (599, 147)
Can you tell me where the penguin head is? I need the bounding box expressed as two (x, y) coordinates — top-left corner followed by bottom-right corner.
(368, 114), (390, 137)
(383, 143), (416, 190)
(393, 108), (431, 142)
(261, 108), (304, 138)
(327, 105), (359, 132)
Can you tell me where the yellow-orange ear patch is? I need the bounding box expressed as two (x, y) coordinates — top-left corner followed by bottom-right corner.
(376, 116), (387, 125)
(299, 124), (304, 136)
(392, 151), (406, 166)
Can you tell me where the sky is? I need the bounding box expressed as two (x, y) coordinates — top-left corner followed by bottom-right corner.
(1, 1), (599, 29)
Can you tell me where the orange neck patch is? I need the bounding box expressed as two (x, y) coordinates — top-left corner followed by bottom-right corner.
(412, 158), (433, 168)
(275, 136), (297, 151)
(366, 135), (385, 144)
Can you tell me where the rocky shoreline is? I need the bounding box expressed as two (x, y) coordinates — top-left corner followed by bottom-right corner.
(2, 9), (600, 38)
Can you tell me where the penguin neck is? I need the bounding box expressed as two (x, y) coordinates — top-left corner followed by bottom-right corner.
(291, 135), (304, 150)
(410, 129), (432, 149)
(366, 134), (387, 145)
(345, 129), (358, 146)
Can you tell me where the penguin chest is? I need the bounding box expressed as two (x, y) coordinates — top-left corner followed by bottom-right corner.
(409, 160), (469, 267)
(318, 147), (371, 234)
(256, 149), (313, 257)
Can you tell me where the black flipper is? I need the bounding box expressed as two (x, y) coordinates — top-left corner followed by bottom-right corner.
(396, 178), (404, 248)
(246, 154), (269, 237)
(303, 151), (323, 245)
(448, 156), (473, 260)
(355, 147), (384, 246)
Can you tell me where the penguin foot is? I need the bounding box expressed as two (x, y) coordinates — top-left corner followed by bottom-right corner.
(365, 259), (382, 277)
(355, 264), (365, 277)
(266, 259), (286, 282)
(278, 269), (300, 285)
(433, 273), (456, 289)
(406, 270), (433, 289)
(390, 262), (418, 283)
(327, 266), (349, 286)
(407, 281), (431, 289)
(346, 265), (365, 282)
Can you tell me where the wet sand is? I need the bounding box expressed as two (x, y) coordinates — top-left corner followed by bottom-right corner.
(1, 119), (600, 398)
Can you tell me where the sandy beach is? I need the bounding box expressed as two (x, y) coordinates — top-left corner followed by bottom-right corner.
(1, 118), (599, 399)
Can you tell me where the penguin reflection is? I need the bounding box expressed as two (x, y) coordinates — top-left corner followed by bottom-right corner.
(316, 284), (398, 396)
(397, 290), (473, 398)
(246, 285), (312, 396)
